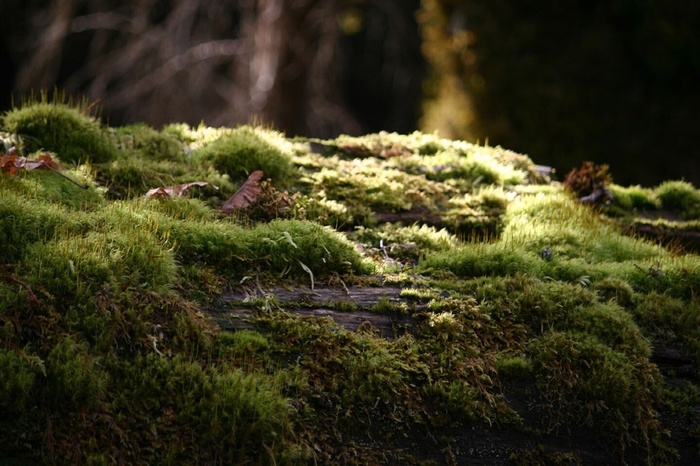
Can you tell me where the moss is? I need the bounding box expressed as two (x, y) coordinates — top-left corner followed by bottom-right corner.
(244, 219), (373, 278)
(352, 223), (459, 262)
(21, 227), (177, 301)
(194, 126), (296, 188)
(0, 189), (94, 262)
(0, 349), (43, 415)
(421, 241), (540, 278)
(4, 116), (700, 463)
(565, 303), (651, 359)
(495, 354), (533, 381)
(115, 123), (185, 161)
(142, 196), (216, 222)
(0, 166), (103, 210)
(609, 184), (659, 211)
(655, 180), (700, 219)
(593, 276), (636, 308)
(528, 331), (663, 461)
(2, 98), (119, 164)
(634, 293), (700, 368)
(45, 337), (108, 410)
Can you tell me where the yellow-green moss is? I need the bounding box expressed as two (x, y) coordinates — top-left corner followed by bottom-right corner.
(2, 110), (699, 464)
(2, 97), (119, 164)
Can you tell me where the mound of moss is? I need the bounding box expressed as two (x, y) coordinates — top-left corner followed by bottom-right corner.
(2, 100), (700, 464)
(2, 95), (119, 164)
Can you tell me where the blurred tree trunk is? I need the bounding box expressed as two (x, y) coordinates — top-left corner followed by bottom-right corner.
(1, 0), (424, 138)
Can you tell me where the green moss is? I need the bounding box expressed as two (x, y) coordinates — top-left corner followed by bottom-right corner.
(194, 126), (296, 188)
(0, 190), (94, 262)
(115, 123), (185, 161)
(495, 354), (533, 381)
(0, 167), (103, 210)
(593, 276), (636, 308)
(565, 303), (651, 358)
(107, 353), (302, 464)
(609, 184), (659, 211)
(2, 98), (119, 164)
(142, 196), (216, 221)
(0, 349), (43, 415)
(21, 227), (177, 301)
(4, 116), (700, 463)
(421, 241), (540, 278)
(244, 219), (373, 278)
(634, 293), (700, 368)
(46, 337), (108, 410)
(655, 180), (700, 219)
(217, 330), (271, 361)
(528, 331), (663, 460)
(353, 223), (459, 261)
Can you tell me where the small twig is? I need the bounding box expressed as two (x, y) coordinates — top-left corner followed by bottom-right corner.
(44, 164), (90, 189)
(0, 274), (39, 305)
(332, 271), (353, 298)
(633, 262), (665, 278)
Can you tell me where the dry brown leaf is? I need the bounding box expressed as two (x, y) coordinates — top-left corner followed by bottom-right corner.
(221, 170), (264, 214)
(145, 181), (216, 199)
(1, 149), (66, 175)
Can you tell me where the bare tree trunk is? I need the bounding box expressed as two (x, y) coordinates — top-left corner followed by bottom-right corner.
(3, 0), (423, 138)
(16, 0), (80, 89)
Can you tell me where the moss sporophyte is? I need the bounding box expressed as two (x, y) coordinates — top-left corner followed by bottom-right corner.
(1, 98), (700, 464)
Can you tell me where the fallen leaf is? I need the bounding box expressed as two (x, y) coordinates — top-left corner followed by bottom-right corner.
(145, 181), (217, 199)
(1, 149), (66, 173)
(1, 147), (20, 175)
(221, 170), (264, 214)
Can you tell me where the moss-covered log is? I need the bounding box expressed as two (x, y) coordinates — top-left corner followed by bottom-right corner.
(2, 99), (700, 465)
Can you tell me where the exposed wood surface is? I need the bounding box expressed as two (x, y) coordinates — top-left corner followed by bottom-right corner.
(209, 283), (423, 338)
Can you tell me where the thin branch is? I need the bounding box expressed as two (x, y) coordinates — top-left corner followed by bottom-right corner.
(0, 274), (39, 306)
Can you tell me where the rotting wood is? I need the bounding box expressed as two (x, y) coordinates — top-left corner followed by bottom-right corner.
(208, 284), (423, 338)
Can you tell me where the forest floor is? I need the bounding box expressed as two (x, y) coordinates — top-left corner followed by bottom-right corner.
(2, 99), (700, 464)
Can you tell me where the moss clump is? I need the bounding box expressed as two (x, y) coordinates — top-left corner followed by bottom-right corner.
(609, 184), (659, 211)
(21, 227), (177, 302)
(194, 126), (296, 188)
(45, 337), (108, 410)
(96, 202), (370, 280)
(2, 97), (119, 164)
(115, 123), (185, 161)
(634, 293), (700, 368)
(352, 223), (459, 262)
(655, 180), (700, 219)
(0, 166), (103, 210)
(0, 349), (43, 416)
(243, 219), (373, 279)
(0, 189), (93, 262)
(528, 331), (662, 458)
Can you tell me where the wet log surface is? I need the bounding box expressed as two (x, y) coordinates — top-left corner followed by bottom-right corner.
(208, 282), (422, 338)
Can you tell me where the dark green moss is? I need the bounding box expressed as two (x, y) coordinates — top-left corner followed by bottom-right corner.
(115, 123), (185, 161)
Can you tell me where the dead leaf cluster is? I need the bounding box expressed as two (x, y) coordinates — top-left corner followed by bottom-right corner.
(1, 147), (64, 175)
(144, 170), (266, 217)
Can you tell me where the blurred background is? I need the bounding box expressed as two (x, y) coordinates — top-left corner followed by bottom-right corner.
(0, 0), (698, 186)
